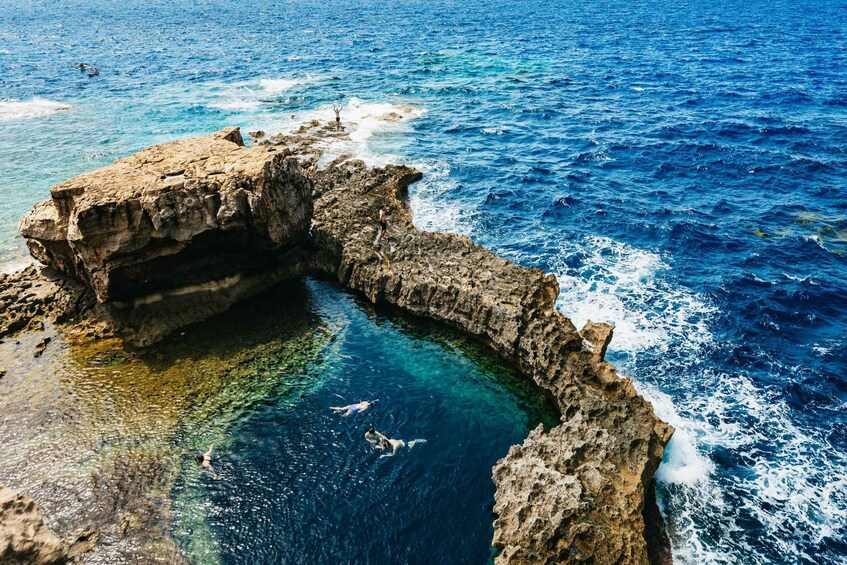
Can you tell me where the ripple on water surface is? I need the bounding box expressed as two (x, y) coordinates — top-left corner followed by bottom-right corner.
(172, 279), (557, 564)
(0, 278), (556, 564)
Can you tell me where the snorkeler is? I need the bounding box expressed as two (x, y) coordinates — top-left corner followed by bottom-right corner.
(330, 400), (375, 417)
(196, 444), (217, 478)
(365, 427), (426, 458)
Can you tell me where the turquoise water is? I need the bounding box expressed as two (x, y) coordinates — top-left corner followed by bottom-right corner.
(1, 0), (846, 562)
(170, 278), (556, 564)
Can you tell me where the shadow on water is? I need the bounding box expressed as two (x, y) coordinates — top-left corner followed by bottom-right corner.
(0, 276), (556, 564)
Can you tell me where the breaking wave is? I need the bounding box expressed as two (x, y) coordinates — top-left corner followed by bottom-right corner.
(0, 98), (71, 121)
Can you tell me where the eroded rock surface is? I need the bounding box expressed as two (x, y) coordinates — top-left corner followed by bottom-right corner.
(0, 266), (89, 341)
(18, 127), (312, 345)
(309, 154), (674, 564)
(9, 121), (674, 562)
(0, 485), (67, 564)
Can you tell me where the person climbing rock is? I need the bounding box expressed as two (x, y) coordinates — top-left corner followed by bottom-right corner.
(378, 207), (390, 242)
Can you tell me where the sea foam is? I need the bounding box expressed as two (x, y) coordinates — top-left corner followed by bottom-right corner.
(0, 98), (71, 121)
(549, 234), (847, 564)
(267, 97), (427, 167)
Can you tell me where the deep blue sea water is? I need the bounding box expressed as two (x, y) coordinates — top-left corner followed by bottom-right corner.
(1, 0), (845, 563)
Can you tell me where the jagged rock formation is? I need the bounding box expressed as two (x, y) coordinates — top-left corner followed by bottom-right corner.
(0, 266), (89, 341)
(309, 156), (674, 564)
(11, 122), (674, 562)
(18, 127), (312, 345)
(0, 485), (68, 564)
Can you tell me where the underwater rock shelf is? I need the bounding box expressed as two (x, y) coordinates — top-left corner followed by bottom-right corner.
(6, 126), (673, 564)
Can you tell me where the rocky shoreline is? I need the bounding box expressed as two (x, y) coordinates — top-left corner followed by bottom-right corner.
(1, 124), (673, 563)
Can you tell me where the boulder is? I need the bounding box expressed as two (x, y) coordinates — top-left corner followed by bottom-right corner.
(0, 485), (68, 564)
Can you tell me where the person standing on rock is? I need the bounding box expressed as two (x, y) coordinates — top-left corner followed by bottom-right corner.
(307, 162), (318, 183)
(378, 208), (390, 242)
(333, 105), (342, 131)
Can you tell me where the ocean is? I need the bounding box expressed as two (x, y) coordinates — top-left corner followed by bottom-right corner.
(0, 0), (845, 562)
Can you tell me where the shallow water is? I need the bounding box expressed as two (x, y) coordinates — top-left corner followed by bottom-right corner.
(1, 0), (846, 562)
(171, 279), (556, 565)
(0, 278), (555, 563)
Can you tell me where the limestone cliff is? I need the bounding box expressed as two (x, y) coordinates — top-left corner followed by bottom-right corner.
(17, 127), (312, 345)
(309, 156), (674, 564)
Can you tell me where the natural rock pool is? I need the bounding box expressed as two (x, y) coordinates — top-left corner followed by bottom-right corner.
(0, 277), (557, 564)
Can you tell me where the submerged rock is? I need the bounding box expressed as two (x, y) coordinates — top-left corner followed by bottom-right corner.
(0, 266), (89, 342)
(18, 127), (312, 345)
(0, 485), (68, 564)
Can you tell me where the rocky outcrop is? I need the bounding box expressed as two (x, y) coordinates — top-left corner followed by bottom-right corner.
(18, 127), (312, 345)
(0, 485), (67, 564)
(0, 266), (90, 341)
(309, 153), (673, 563)
(11, 122), (674, 562)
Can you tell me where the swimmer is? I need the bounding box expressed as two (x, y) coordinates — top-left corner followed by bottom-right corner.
(330, 400), (375, 417)
(195, 444), (217, 478)
(364, 427), (426, 458)
(87, 67), (99, 77)
(77, 63), (87, 71)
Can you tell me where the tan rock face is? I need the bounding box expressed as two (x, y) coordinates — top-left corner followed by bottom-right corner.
(17, 128), (313, 345)
(0, 485), (67, 564)
(310, 157), (674, 564)
(10, 122), (674, 562)
(19, 127), (312, 304)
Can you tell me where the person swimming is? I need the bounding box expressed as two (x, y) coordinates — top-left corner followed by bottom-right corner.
(87, 67), (99, 77)
(195, 444), (218, 478)
(364, 427), (426, 458)
(77, 63), (87, 71)
(330, 400), (375, 417)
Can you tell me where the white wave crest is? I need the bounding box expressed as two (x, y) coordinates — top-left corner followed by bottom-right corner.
(550, 235), (716, 354)
(258, 78), (302, 94)
(407, 159), (477, 236)
(0, 98), (71, 121)
(271, 97), (427, 167)
(203, 76), (314, 112)
(548, 235), (846, 563)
